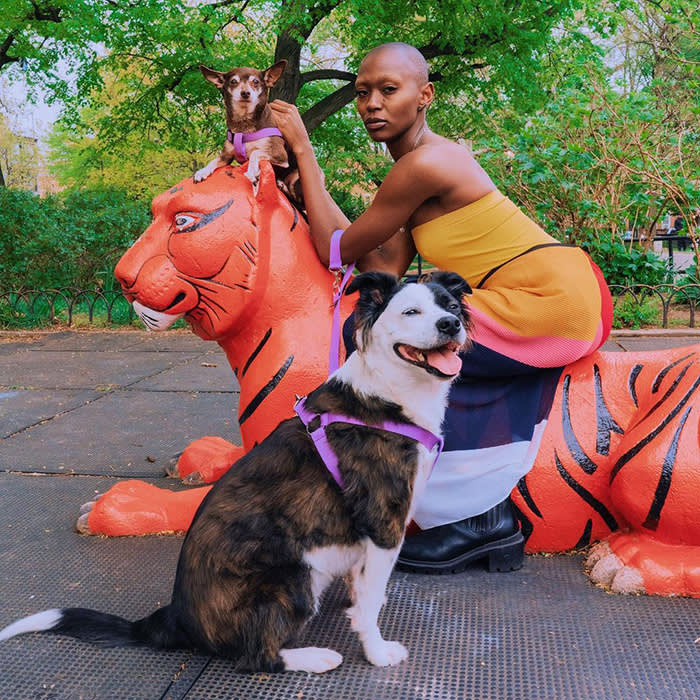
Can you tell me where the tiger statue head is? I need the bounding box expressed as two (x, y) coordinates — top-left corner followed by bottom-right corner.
(115, 161), (328, 342)
(114, 160), (355, 454)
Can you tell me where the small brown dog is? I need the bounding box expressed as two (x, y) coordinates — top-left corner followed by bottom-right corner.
(194, 60), (301, 203)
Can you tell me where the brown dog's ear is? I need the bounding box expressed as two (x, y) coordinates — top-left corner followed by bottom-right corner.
(263, 60), (287, 88)
(200, 65), (226, 89)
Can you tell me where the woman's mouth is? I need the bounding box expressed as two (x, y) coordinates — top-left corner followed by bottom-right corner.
(364, 119), (388, 131)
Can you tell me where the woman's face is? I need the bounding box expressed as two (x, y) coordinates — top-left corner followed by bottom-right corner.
(354, 51), (427, 144)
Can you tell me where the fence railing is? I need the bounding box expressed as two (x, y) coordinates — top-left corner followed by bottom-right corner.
(1, 284), (700, 329)
(0, 288), (136, 328)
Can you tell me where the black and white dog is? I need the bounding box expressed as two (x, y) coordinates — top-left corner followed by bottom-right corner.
(0, 270), (470, 673)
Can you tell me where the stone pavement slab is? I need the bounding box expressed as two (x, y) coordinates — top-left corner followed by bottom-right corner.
(1, 388), (101, 439)
(1, 390), (239, 476)
(0, 350), (203, 390)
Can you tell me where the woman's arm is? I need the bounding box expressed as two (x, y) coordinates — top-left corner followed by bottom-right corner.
(269, 101), (349, 242)
(356, 227), (417, 276)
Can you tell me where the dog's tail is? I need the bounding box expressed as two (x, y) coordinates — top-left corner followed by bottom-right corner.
(0, 605), (186, 649)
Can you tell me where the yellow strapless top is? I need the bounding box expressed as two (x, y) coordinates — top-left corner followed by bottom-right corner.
(411, 190), (558, 286)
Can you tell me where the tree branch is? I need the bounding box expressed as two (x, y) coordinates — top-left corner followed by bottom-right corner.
(302, 81), (356, 133)
(301, 69), (356, 85)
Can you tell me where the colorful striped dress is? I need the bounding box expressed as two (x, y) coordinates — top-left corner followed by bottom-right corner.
(407, 190), (613, 528)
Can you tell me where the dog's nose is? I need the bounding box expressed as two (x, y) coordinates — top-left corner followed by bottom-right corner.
(240, 90), (250, 99)
(436, 315), (461, 335)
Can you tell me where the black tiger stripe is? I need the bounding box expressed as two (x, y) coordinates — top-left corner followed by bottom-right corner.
(594, 364), (624, 456)
(241, 329), (273, 378)
(629, 361), (693, 430)
(516, 476), (542, 518)
(628, 364), (643, 407)
(574, 519), (594, 549)
(554, 451), (619, 531)
(642, 406), (692, 531)
(238, 355), (294, 425)
(651, 353), (695, 393)
(610, 375), (700, 484)
(561, 374), (599, 474)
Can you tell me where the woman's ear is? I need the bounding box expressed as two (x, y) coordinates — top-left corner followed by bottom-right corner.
(419, 81), (435, 111)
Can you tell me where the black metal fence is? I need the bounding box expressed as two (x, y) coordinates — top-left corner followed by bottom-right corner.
(1, 284), (700, 329)
(0, 288), (136, 328)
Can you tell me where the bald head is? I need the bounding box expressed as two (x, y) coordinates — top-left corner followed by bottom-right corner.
(359, 43), (429, 86)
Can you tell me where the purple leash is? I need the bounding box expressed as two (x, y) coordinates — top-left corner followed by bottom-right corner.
(294, 397), (444, 490)
(227, 127), (283, 164)
(293, 228), (443, 489)
(328, 228), (355, 374)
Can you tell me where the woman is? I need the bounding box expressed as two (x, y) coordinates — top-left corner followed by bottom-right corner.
(270, 42), (612, 574)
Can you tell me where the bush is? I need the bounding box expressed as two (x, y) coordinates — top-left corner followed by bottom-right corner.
(0, 187), (150, 291)
(582, 236), (668, 287)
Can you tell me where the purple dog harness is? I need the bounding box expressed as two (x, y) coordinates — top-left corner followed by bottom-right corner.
(294, 397), (444, 490)
(293, 229), (443, 489)
(227, 127), (283, 163)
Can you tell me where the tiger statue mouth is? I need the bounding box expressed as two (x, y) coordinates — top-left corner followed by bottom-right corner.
(132, 301), (184, 331)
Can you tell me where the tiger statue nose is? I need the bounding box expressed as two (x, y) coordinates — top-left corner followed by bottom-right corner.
(115, 254), (196, 314)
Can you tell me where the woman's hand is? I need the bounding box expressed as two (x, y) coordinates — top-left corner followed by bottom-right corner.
(269, 100), (312, 156)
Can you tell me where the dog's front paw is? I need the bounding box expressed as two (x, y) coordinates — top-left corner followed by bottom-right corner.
(364, 639), (408, 667)
(194, 163), (216, 182)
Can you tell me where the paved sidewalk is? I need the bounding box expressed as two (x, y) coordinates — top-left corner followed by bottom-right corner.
(1, 329), (700, 700)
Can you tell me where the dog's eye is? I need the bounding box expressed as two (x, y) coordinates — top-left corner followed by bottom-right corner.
(448, 302), (460, 312)
(174, 214), (198, 231)
(402, 308), (420, 316)
(251, 78), (260, 87)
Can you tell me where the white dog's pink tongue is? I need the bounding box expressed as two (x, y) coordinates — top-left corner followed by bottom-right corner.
(426, 346), (461, 376)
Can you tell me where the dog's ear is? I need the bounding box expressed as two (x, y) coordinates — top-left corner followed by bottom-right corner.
(346, 272), (401, 350)
(200, 65), (226, 89)
(425, 270), (472, 298)
(263, 60), (287, 88)
(346, 271), (400, 305)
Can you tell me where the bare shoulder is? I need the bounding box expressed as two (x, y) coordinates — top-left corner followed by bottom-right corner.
(406, 138), (496, 200)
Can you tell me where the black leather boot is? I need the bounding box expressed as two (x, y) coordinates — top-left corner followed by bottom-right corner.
(396, 498), (524, 574)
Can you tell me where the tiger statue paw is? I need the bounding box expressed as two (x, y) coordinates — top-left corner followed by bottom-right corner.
(169, 436), (246, 484)
(586, 532), (700, 597)
(77, 480), (212, 536)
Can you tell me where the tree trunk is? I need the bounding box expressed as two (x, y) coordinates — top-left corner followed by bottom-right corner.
(271, 29), (304, 104)
(0, 162), (5, 188)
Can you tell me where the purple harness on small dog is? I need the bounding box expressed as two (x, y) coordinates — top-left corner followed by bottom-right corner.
(227, 127), (283, 163)
(294, 228), (444, 489)
(294, 396), (444, 490)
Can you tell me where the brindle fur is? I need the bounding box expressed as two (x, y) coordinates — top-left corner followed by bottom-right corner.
(172, 378), (421, 670)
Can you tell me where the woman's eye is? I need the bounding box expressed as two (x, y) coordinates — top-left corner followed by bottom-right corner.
(383, 86), (397, 94)
(355, 89), (367, 98)
(174, 214), (197, 231)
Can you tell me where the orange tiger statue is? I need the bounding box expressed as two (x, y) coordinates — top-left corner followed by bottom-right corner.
(81, 162), (700, 598)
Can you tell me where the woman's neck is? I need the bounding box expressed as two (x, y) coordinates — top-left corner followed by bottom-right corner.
(388, 118), (430, 161)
